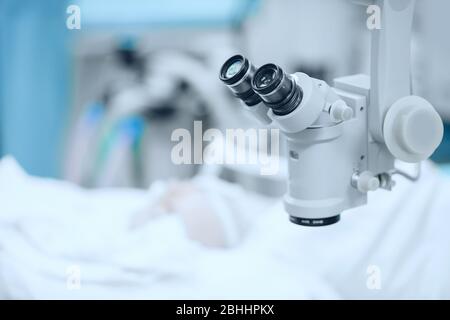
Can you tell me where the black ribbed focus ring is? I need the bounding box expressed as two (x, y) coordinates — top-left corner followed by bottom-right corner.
(289, 215), (341, 227)
(252, 63), (303, 116)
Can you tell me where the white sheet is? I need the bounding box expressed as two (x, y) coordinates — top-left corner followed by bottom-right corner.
(0, 157), (206, 299)
(0, 156), (449, 299)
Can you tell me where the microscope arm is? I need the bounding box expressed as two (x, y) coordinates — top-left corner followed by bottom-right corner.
(350, 0), (443, 167)
(370, 0), (415, 142)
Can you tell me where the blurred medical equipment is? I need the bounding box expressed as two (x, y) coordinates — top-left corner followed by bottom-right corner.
(63, 0), (262, 188)
(220, 0), (444, 226)
(65, 40), (151, 187)
(104, 50), (213, 185)
(64, 102), (106, 184)
(65, 42), (211, 187)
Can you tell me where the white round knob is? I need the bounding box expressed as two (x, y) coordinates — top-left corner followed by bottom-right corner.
(330, 100), (354, 123)
(357, 171), (380, 193)
(384, 96), (444, 163)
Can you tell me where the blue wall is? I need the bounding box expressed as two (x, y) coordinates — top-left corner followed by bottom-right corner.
(0, 0), (70, 177)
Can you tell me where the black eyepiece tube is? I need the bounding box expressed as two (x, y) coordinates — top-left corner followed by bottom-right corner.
(219, 55), (262, 107)
(252, 63), (303, 116)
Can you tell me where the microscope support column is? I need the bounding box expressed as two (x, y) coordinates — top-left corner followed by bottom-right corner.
(370, 0), (416, 142)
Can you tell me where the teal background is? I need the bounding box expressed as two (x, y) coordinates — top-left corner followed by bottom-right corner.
(0, 0), (71, 177)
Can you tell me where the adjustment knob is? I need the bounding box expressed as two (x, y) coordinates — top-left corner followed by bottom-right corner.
(356, 171), (380, 193)
(329, 100), (354, 123)
(384, 96), (444, 163)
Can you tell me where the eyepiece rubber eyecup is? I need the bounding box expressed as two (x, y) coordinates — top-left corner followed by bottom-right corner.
(252, 63), (303, 116)
(252, 64), (284, 95)
(219, 55), (262, 107)
(220, 55), (249, 86)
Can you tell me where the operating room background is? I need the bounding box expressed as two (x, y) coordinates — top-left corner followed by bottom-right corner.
(0, 0), (449, 186)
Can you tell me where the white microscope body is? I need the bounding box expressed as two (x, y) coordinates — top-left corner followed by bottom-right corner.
(220, 0), (444, 226)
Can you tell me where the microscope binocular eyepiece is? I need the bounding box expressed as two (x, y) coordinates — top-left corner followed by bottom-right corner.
(219, 55), (361, 228)
(220, 56), (303, 116)
(219, 55), (262, 107)
(252, 64), (303, 116)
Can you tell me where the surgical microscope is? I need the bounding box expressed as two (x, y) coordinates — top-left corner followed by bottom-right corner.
(220, 0), (444, 227)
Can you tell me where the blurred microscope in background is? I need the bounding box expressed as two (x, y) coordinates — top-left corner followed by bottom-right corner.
(63, 0), (258, 188)
(65, 40), (228, 187)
